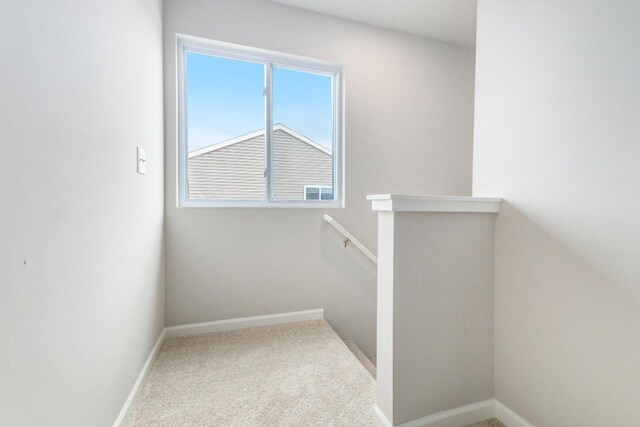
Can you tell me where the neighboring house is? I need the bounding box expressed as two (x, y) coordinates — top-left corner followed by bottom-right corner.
(188, 124), (333, 201)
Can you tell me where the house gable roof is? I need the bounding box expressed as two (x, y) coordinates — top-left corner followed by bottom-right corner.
(188, 124), (332, 158)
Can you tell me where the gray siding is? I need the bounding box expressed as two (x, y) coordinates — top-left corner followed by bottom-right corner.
(188, 134), (266, 200)
(188, 128), (332, 200)
(272, 130), (332, 200)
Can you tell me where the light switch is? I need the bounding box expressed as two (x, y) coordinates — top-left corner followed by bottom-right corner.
(137, 146), (147, 175)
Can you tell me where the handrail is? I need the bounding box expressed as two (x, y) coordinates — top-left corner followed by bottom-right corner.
(323, 214), (377, 264)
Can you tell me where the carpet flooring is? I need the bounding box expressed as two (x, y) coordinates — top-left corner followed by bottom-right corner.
(125, 319), (505, 427)
(343, 338), (376, 379)
(125, 320), (376, 426)
(465, 418), (506, 427)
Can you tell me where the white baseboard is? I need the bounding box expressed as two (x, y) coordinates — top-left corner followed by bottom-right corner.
(373, 399), (533, 427)
(495, 400), (535, 427)
(113, 308), (325, 426)
(112, 328), (166, 427)
(373, 400), (495, 427)
(164, 308), (325, 338)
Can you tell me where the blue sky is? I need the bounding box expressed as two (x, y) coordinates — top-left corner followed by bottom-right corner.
(187, 52), (333, 151)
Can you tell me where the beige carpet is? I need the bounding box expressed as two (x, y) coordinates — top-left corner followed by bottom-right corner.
(125, 319), (505, 427)
(343, 338), (376, 379)
(465, 419), (506, 427)
(125, 320), (376, 427)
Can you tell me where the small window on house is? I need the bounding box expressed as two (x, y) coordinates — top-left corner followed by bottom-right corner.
(304, 186), (334, 201)
(177, 36), (344, 208)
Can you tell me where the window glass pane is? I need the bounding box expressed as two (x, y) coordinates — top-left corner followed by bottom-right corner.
(271, 66), (334, 201)
(305, 186), (320, 200)
(186, 52), (266, 200)
(320, 187), (333, 200)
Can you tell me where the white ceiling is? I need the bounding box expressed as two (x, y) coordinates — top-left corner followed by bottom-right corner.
(266, 0), (477, 48)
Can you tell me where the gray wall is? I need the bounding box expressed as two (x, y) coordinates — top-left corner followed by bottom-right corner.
(0, 0), (165, 426)
(474, 0), (640, 425)
(190, 134), (267, 200)
(272, 129), (332, 201)
(188, 128), (332, 200)
(164, 0), (475, 357)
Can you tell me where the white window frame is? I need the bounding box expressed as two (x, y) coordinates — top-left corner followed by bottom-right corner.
(176, 34), (345, 208)
(303, 185), (334, 201)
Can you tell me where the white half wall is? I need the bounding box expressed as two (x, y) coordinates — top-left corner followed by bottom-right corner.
(376, 211), (496, 424)
(0, 0), (165, 426)
(163, 0), (476, 357)
(474, 0), (640, 425)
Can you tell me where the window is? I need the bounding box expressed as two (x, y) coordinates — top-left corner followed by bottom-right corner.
(177, 36), (344, 207)
(304, 186), (333, 201)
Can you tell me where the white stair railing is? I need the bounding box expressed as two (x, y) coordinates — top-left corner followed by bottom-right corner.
(323, 214), (377, 264)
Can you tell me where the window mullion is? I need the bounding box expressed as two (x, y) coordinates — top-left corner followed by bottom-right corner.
(265, 62), (274, 203)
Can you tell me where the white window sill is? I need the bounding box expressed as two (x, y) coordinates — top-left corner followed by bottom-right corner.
(178, 200), (344, 209)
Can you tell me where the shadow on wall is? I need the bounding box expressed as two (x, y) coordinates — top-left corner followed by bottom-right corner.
(493, 202), (640, 426)
(164, 207), (378, 359)
(323, 220), (377, 276)
(320, 218), (377, 358)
